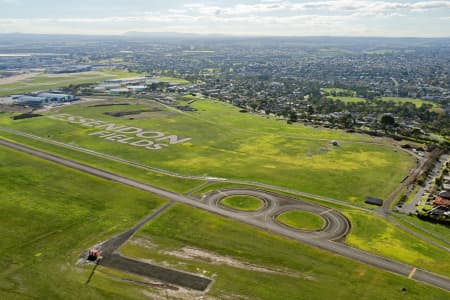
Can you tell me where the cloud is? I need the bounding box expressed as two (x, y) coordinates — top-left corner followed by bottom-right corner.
(0, 0), (21, 4)
(0, 1), (449, 36)
(183, 1), (450, 16)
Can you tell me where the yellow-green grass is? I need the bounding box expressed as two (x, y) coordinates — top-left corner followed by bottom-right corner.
(405, 185), (421, 205)
(378, 97), (438, 108)
(0, 98), (415, 204)
(344, 211), (450, 277)
(393, 214), (450, 248)
(220, 195), (264, 211)
(327, 96), (367, 103)
(0, 145), (168, 299)
(183, 50), (215, 54)
(364, 49), (400, 55)
(0, 69), (143, 96)
(154, 76), (189, 84)
(276, 210), (325, 230)
(323, 88), (356, 96)
(319, 48), (353, 55)
(0, 129), (205, 194)
(194, 182), (450, 275)
(121, 204), (448, 300)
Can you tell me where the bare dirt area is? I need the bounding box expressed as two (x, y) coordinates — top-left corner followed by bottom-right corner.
(0, 104), (31, 113)
(161, 246), (306, 278)
(0, 73), (38, 85)
(142, 287), (219, 300)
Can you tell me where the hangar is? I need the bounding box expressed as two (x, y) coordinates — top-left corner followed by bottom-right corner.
(15, 93), (75, 107)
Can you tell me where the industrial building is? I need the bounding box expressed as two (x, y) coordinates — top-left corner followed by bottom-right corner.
(15, 93), (75, 107)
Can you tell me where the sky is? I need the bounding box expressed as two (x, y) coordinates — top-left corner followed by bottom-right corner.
(0, 0), (449, 37)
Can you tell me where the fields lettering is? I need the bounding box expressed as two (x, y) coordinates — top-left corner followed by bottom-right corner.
(48, 113), (192, 151)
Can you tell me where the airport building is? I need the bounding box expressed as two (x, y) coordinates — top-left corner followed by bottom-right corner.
(15, 93), (75, 107)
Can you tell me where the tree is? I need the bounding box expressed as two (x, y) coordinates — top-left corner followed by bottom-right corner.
(380, 114), (395, 133)
(339, 112), (354, 129)
(288, 110), (298, 122)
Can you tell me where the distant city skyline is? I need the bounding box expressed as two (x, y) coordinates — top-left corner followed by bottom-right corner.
(1, 0), (450, 37)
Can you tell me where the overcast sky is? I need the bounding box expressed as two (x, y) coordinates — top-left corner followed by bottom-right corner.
(1, 0), (449, 37)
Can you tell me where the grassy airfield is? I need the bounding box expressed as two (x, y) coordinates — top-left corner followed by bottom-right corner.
(121, 204), (448, 300)
(0, 69), (142, 96)
(1, 98), (449, 299)
(0, 145), (167, 299)
(0, 97), (415, 205)
(0, 148), (447, 300)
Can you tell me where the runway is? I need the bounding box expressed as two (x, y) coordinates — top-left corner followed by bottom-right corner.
(1, 138), (449, 292)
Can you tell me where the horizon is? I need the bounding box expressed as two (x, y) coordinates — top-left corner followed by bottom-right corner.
(1, 0), (450, 37)
(1, 32), (450, 39)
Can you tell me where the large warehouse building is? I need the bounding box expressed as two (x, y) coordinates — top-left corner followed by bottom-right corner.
(15, 93), (75, 107)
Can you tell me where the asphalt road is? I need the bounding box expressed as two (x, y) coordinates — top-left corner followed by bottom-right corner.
(1, 138), (449, 292)
(95, 201), (213, 291)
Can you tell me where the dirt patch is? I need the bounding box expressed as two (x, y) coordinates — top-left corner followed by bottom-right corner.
(128, 238), (156, 250)
(142, 287), (218, 300)
(162, 247), (305, 278)
(0, 104), (31, 113)
(12, 113), (43, 120)
(104, 109), (162, 117)
(0, 73), (38, 85)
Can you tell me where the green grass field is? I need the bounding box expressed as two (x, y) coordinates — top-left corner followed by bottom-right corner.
(190, 181), (450, 276)
(154, 76), (189, 84)
(327, 96), (367, 103)
(0, 145), (169, 299)
(323, 88), (356, 96)
(344, 211), (450, 277)
(393, 214), (450, 247)
(377, 97), (438, 108)
(220, 195), (264, 211)
(120, 204), (448, 300)
(276, 211), (325, 230)
(3, 147), (446, 299)
(0, 97), (415, 204)
(0, 69), (143, 96)
(0, 130), (204, 194)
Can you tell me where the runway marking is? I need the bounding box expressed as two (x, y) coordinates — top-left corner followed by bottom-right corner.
(320, 209), (333, 215)
(408, 267), (417, 279)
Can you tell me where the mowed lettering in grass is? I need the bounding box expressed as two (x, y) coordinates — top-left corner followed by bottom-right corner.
(48, 113), (192, 150)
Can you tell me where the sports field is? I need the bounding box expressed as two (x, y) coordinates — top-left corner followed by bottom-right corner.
(327, 96), (367, 103)
(377, 97), (438, 108)
(0, 97), (415, 205)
